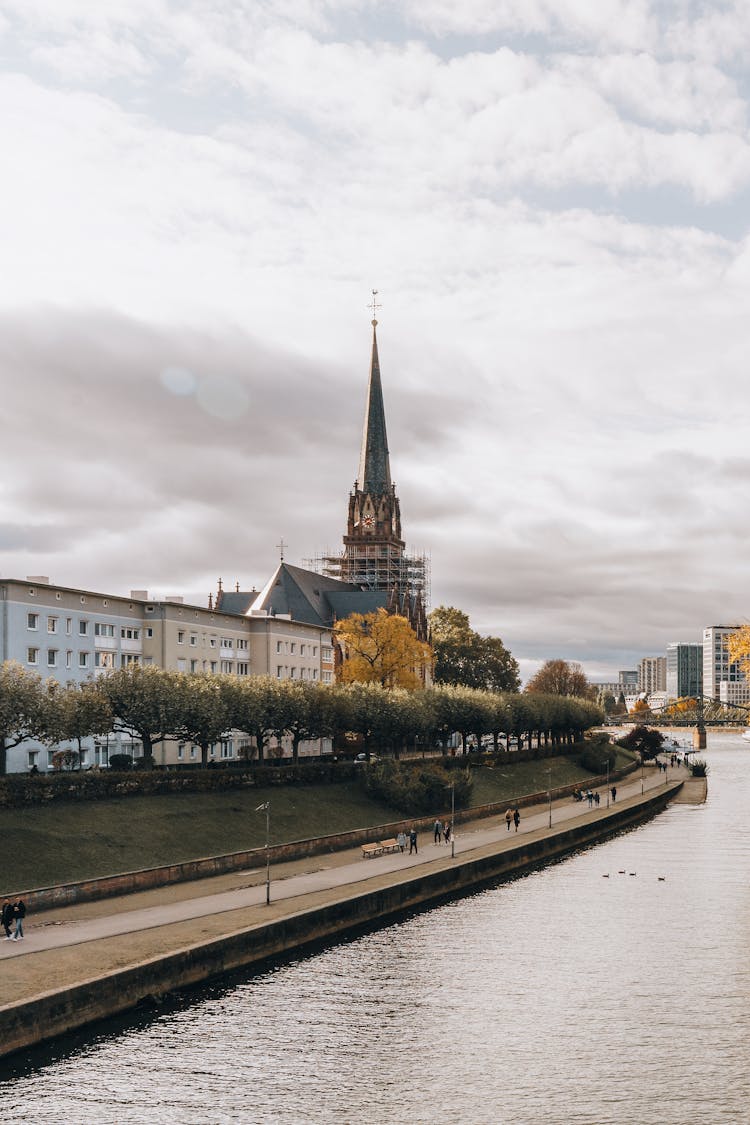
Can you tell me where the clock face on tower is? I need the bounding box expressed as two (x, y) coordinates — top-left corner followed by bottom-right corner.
(362, 515), (374, 528)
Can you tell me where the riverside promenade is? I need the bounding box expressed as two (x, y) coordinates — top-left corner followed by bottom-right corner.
(0, 764), (699, 1058)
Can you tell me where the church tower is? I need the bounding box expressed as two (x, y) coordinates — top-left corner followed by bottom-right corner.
(312, 301), (429, 637)
(341, 314), (406, 575)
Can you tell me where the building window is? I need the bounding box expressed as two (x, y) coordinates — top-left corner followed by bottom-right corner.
(27, 613), (39, 630)
(47, 649), (58, 667)
(66, 650), (72, 669)
(277, 665), (283, 678)
(289, 667), (296, 679)
(27, 647), (39, 665)
(27, 751), (38, 770)
(300, 644), (306, 656)
(190, 659), (198, 673)
(209, 637), (216, 648)
(190, 746), (197, 759)
(94, 623), (115, 638)
(121, 627), (140, 640)
(95, 652), (115, 669)
(276, 640), (283, 653)
(313, 646), (318, 656)
(146, 627), (153, 638)
(79, 652), (89, 668)
(290, 642), (296, 654)
(66, 618), (72, 635)
(177, 658), (186, 672)
(47, 750), (55, 768)
(323, 671), (332, 684)
(312, 668), (319, 680)
(322, 646), (332, 661)
(120, 654), (141, 667)
(177, 743), (184, 760)
(190, 634), (197, 647)
(177, 630), (185, 644)
(237, 662), (249, 675)
(237, 639), (248, 651)
(79, 620), (89, 636)
(220, 660), (232, 674)
(47, 617), (58, 634)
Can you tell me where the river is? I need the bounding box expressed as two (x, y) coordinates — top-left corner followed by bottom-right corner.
(2, 733), (749, 1124)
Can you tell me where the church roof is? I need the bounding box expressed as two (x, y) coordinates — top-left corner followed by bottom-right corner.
(247, 562), (390, 627)
(356, 320), (392, 494)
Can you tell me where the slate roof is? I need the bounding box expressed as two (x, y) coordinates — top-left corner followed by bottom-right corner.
(246, 563), (390, 627)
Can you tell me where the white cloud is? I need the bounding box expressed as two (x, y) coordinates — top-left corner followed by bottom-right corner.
(0, 2), (749, 675)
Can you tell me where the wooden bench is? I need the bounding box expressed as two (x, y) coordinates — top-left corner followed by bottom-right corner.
(379, 839), (401, 854)
(361, 842), (383, 858)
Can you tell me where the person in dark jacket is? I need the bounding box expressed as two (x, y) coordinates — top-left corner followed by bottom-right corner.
(12, 899), (26, 941)
(2, 900), (14, 940)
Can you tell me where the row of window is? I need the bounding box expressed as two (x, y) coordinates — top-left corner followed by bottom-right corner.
(275, 666), (332, 683)
(27, 614), (143, 641)
(176, 631), (248, 649)
(27, 649), (142, 670)
(175, 659), (250, 675)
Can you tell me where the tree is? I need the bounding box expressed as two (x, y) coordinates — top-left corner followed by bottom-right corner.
(269, 680), (335, 763)
(171, 673), (233, 766)
(0, 661), (46, 774)
(94, 665), (184, 761)
(222, 675), (281, 762)
(728, 626), (750, 677)
(525, 659), (595, 699)
(429, 606), (520, 692)
(335, 610), (432, 689)
(617, 726), (664, 760)
(41, 681), (113, 763)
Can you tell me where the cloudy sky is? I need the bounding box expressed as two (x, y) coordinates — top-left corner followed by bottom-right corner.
(1, 0), (749, 681)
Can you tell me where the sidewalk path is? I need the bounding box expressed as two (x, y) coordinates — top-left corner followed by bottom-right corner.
(0, 765), (687, 1005)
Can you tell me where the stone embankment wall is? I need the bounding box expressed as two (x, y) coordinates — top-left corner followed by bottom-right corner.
(0, 780), (673, 1061)
(16, 761), (638, 913)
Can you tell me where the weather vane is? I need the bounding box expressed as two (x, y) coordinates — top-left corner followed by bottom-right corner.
(368, 289), (382, 325)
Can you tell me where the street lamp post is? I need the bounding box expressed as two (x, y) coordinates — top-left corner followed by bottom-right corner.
(606, 760), (610, 808)
(256, 801), (271, 905)
(641, 758), (645, 795)
(444, 781), (455, 858)
(547, 767), (552, 829)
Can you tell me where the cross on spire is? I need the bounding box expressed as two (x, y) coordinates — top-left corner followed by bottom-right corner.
(368, 288), (381, 326)
(277, 537), (287, 562)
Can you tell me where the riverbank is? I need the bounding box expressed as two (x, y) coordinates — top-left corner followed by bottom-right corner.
(0, 768), (688, 1060)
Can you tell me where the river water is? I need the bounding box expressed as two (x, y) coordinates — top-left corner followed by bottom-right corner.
(2, 734), (749, 1124)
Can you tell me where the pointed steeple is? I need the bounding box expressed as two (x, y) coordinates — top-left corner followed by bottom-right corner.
(356, 318), (392, 494)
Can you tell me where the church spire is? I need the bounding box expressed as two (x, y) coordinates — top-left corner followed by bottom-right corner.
(357, 307), (391, 493)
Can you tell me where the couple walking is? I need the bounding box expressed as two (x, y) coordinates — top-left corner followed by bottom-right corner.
(2, 898), (26, 941)
(505, 807), (521, 832)
(433, 818), (451, 846)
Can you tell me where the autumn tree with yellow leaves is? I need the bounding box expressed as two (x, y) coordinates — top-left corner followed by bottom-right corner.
(728, 625), (750, 678)
(334, 609), (433, 690)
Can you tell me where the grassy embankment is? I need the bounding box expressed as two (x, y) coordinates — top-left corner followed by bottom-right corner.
(2, 751), (632, 892)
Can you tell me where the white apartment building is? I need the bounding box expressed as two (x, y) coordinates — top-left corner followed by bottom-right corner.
(0, 576), (335, 772)
(702, 625), (747, 701)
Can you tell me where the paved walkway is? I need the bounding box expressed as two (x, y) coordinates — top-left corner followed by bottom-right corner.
(0, 764), (687, 997)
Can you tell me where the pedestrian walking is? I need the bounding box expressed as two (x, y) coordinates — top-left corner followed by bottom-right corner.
(587, 789), (593, 807)
(397, 831), (407, 853)
(1, 900), (14, 940)
(409, 827), (418, 854)
(505, 808), (513, 831)
(513, 807), (520, 832)
(611, 786), (617, 803)
(11, 899), (25, 941)
(444, 822), (451, 846)
(594, 792), (600, 807)
(433, 818), (443, 845)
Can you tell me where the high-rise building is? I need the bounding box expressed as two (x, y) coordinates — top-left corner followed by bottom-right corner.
(638, 657), (666, 694)
(702, 625), (746, 700)
(666, 643), (702, 700)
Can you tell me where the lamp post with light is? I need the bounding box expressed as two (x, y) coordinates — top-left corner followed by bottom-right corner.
(256, 801), (271, 905)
